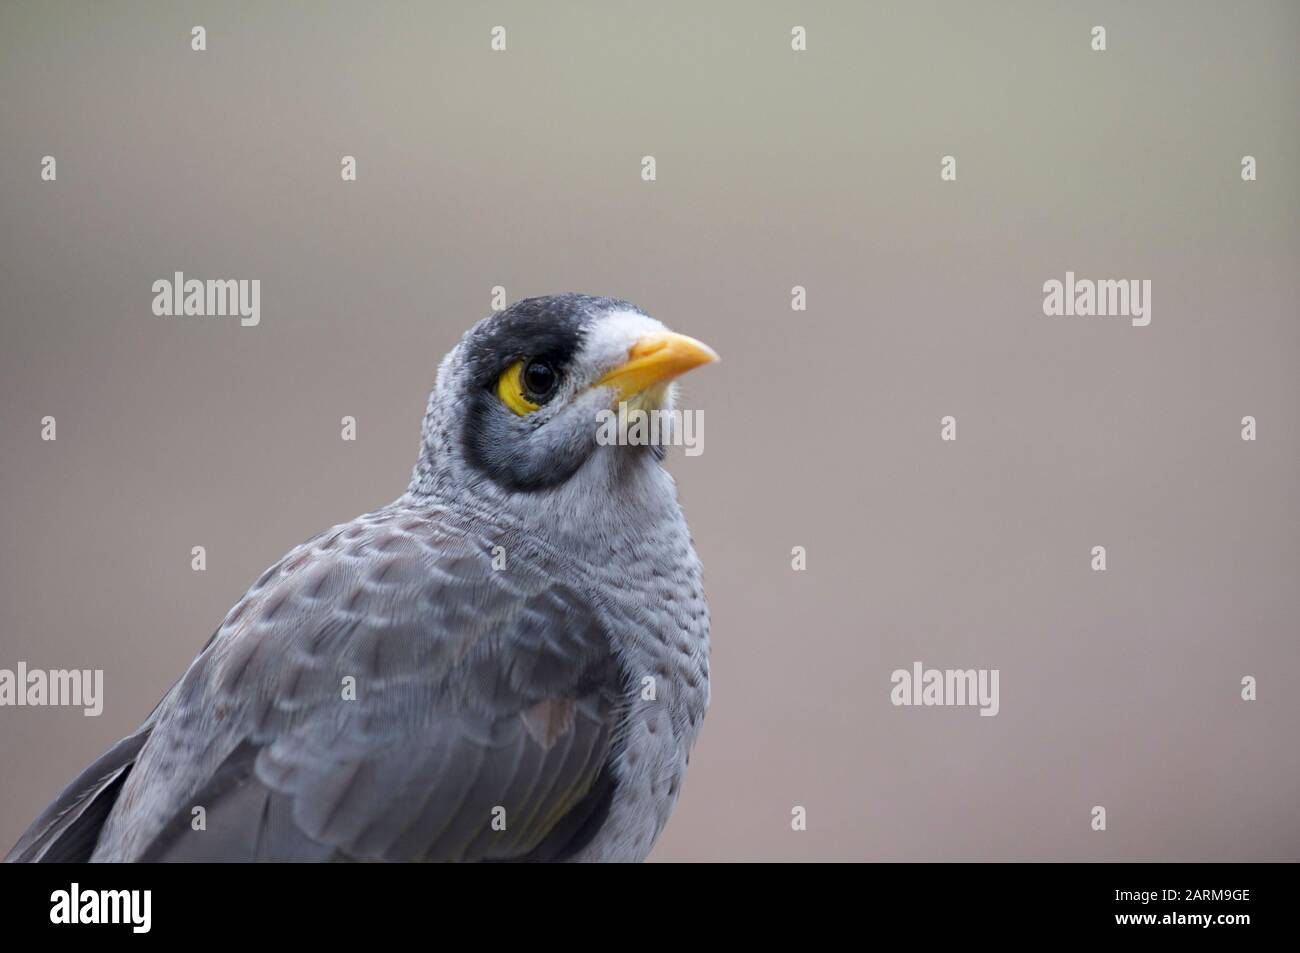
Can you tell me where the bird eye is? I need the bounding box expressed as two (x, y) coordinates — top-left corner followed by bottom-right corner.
(497, 358), (561, 415)
(522, 359), (558, 399)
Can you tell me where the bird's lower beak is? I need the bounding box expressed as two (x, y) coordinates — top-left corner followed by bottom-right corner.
(595, 332), (720, 404)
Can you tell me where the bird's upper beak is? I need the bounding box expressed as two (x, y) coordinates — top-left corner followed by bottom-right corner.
(595, 332), (720, 404)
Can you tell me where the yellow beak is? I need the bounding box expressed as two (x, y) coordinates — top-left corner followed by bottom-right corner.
(595, 332), (720, 403)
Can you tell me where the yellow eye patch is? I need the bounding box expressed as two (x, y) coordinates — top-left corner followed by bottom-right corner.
(496, 360), (541, 416)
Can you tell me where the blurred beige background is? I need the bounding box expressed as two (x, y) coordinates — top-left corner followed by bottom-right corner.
(1, 1), (1297, 861)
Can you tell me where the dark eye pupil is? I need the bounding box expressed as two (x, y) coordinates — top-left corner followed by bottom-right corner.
(523, 359), (557, 398)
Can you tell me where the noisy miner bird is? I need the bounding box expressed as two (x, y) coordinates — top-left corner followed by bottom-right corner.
(7, 294), (718, 863)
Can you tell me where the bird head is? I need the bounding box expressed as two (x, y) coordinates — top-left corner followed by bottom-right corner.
(409, 295), (718, 511)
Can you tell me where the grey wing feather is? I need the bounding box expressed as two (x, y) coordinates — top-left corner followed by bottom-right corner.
(5, 723), (153, 862)
(138, 742), (337, 862)
(90, 508), (626, 862)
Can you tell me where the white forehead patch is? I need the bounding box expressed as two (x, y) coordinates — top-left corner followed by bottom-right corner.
(575, 308), (668, 378)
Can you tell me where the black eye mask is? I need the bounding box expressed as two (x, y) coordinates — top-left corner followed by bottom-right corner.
(458, 295), (640, 492)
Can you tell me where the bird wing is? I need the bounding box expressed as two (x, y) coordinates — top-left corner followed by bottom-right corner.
(94, 508), (627, 862)
(4, 722), (154, 862)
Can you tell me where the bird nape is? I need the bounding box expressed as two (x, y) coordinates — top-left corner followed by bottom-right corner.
(6, 294), (718, 864)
